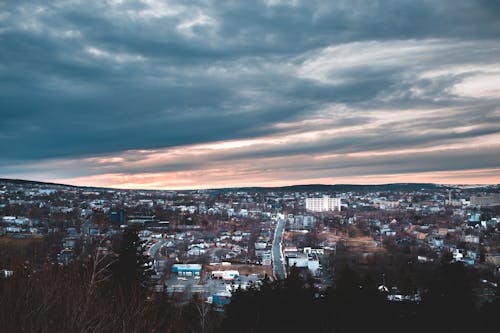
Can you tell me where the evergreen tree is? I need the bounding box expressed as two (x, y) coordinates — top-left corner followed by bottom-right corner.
(110, 227), (152, 294)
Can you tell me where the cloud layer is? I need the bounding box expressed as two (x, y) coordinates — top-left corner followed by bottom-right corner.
(1, 0), (499, 188)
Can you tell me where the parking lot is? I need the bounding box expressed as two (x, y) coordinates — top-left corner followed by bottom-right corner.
(165, 272), (261, 297)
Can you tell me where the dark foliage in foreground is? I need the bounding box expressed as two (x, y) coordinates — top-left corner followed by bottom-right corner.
(0, 228), (219, 333)
(221, 263), (500, 333)
(0, 263), (177, 332)
(1, 230), (498, 333)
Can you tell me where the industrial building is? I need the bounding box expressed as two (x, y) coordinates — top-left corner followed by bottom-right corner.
(171, 264), (202, 277)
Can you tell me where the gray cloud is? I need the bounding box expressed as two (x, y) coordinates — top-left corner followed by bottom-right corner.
(0, 0), (499, 185)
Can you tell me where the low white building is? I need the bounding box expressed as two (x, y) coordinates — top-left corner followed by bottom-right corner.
(211, 270), (239, 281)
(286, 249), (321, 276)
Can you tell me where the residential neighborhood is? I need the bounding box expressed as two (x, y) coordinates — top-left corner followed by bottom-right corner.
(1, 179), (499, 308)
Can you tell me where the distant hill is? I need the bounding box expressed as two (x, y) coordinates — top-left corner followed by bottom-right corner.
(1, 178), (495, 193)
(211, 183), (444, 193)
(0, 178), (109, 191)
(0, 178), (75, 188)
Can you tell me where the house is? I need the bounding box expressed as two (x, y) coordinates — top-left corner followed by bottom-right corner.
(485, 253), (500, 266)
(431, 238), (444, 248)
(254, 240), (268, 250)
(187, 245), (206, 256)
(452, 249), (464, 261)
(62, 238), (76, 249)
(438, 228), (448, 236)
(287, 252), (321, 276)
(58, 248), (74, 265)
(231, 233), (243, 242)
(0, 269), (14, 278)
(211, 291), (232, 312)
(464, 235), (480, 244)
(5, 226), (21, 233)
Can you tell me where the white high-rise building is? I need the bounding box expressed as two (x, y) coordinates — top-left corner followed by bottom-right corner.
(305, 196), (341, 212)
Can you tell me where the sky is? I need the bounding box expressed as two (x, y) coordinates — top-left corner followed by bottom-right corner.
(1, 0), (500, 189)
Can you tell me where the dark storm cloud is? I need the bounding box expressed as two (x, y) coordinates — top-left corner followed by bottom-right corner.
(0, 0), (499, 185)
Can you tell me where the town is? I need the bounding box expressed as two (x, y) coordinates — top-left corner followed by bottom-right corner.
(1, 179), (499, 312)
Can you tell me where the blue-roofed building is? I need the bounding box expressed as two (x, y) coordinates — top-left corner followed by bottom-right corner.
(171, 264), (202, 276)
(212, 291), (232, 312)
(109, 210), (125, 226)
(469, 210), (481, 226)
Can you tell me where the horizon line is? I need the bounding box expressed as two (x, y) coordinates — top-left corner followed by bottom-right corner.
(1, 177), (498, 192)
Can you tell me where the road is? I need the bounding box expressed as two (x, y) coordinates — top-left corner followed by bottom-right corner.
(148, 240), (166, 257)
(148, 240), (167, 273)
(272, 217), (286, 279)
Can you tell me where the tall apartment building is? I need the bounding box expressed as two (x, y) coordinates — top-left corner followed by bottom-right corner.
(305, 196), (341, 212)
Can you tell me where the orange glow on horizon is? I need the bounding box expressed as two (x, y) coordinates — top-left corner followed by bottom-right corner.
(54, 168), (500, 191)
